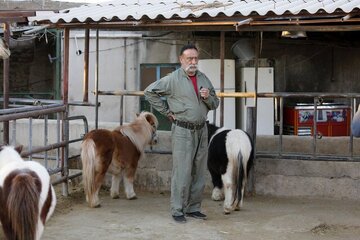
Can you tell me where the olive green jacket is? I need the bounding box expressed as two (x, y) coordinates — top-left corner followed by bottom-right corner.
(144, 68), (219, 123)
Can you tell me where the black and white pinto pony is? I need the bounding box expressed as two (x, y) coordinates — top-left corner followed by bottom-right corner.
(207, 122), (254, 214)
(0, 145), (56, 240)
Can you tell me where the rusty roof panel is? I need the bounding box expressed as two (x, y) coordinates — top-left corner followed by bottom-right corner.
(28, 0), (360, 24)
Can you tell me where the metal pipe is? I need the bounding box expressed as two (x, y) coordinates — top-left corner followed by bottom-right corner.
(0, 97), (63, 104)
(52, 171), (82, 185)
(313, 97), (318, 156)
(83, 28), (90, 102)
(0, 105), (66, 121)
(63, 28), (70, 105)
(28, 117), (33, 161)
(56, 112), (61, 167)
(96, 90), (256, 98)
(94, 90), (358, 99)
(20, 141), (68, 158)
(95, 29), (99, 129)
(55, 30), (61, 100)
(62, 111), (69, 197)
(0, 103), (64, 115)
(44, 115), (48, 168)
(253, 32), (260, 155)
(66, 115), (89, 134)
(236, 18), (253, 27)
(350, 98), (355, 158)
(341, 14), (353, 22)
(220, 31), (225, 127)
(120, 37), (127, 125)
(279, 97), (284, 157)
(10, 120), (16, 146)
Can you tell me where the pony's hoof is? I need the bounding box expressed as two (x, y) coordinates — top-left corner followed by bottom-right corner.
(211, 196), (223, 201)
(111, 194), (120, 199)
(90, 203), (101, 208)
(127, 195), (137, 200)
(234, 207), (240, 211)
(223, 207), (231, 214)
(211, 188), (224, 201)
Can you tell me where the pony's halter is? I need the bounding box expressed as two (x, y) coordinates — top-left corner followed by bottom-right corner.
(150, 123), (158, 150)
(151, 122), (157, 134)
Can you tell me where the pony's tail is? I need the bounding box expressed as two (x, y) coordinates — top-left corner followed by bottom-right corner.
(6, 172), (40, 240)
(234, 151), (244, 207)
(81, 139), (97, 204)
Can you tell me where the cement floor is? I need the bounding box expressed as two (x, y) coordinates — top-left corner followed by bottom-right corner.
(33, 186), (360, 240)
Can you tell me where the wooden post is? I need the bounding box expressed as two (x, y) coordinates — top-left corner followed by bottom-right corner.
(2, 22), (10, 144)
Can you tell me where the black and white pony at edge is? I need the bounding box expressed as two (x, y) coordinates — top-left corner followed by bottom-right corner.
(0, 145), (56, 240)
(206, 122), (254, 214)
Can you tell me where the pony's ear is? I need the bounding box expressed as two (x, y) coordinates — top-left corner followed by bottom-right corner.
(136, 112), (140, 117)
(14, 145), (23, 154)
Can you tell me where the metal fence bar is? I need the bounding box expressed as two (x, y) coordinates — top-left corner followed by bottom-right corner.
(279, 96), (284, 157)
(10, 120), (16, 146)
(313, 97), (318, 157)
(56, 112), (61, 168)
(103, 90), (360, 162)
(0, 102), (88, 198)
(28, 117), (33, 161)
(44, 115), (48, 168)
(62, 111), (69, 197)
(0, 105), (66, 121)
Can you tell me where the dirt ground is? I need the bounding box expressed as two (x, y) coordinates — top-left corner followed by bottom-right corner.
(1, 185), (360, 240)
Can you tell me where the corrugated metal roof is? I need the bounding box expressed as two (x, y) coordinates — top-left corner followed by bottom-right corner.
(29, 0), (360, 24)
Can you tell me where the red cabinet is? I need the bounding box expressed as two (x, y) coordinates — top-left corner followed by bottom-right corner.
(284, 104), (350, 136)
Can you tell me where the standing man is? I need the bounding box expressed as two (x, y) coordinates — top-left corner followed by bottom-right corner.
(144, 43), (219, 223)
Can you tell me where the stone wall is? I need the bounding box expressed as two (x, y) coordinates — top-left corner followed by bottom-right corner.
(255, 158), (360, 200)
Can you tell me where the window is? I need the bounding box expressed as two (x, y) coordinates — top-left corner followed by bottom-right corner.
(140, 64), (180, 131)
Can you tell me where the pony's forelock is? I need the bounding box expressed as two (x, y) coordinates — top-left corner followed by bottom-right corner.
(138, 111), (158, 129)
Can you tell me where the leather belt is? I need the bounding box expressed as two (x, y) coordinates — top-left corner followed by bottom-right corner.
(173, 119), (205, 130)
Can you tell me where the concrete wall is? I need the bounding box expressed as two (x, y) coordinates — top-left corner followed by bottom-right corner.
(255, 158), (360, 200)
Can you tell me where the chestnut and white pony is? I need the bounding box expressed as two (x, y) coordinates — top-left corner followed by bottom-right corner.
(0, 145), (56, 240)
(207, 123), (254, 214)
(81, 111), (158, 208)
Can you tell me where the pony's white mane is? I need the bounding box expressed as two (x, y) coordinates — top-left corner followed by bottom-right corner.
(119, 112), (156, 153)
(208, 127), (230, 146)
(0, 146), (22, 169)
